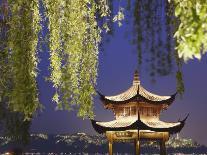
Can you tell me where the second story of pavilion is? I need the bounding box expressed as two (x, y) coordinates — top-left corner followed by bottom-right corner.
(97, 71), (177, 120)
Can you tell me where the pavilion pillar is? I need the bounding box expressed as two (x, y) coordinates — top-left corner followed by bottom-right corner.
(134, 139), (140, 155)
(159, 140), (167, 155)
(135, 131), (140, 155)
(109, 141), (113, 155)
(106, 131), (113, 155)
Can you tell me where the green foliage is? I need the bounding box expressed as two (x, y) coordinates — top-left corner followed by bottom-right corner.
(173, 0), (207, 61)
(44, 0), (106, 118)
(2, 0), (205, 120)
(0, 0), (108, 119)
(44, 0), (63, 97)
(0, 0), (41, 120)
(113, 6), (125, 27)
(0, 0), (10, 101)
(0, 1), (33, 143)
(133, 0), (173, 77)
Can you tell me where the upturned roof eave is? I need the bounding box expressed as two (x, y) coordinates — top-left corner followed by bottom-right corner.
(91, 114), (187, 135)
(97, 91), (177, 106)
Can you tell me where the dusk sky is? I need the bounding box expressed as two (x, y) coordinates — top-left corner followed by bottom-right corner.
(31, 16), (207, 146)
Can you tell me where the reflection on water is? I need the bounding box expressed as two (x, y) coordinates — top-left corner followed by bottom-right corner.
(1, 132), (207, 155)
(2, 153), (206, 155)
(1, 150), (207, 155)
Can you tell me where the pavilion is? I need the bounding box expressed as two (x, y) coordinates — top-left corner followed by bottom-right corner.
(91, 71), (188, 155)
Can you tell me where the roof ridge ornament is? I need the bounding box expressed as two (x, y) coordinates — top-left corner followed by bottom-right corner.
(133, 70), (140, 85)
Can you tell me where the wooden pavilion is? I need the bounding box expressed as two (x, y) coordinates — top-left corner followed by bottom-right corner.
(91, 71), (188, 155)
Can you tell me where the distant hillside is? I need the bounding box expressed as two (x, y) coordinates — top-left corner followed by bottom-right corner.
(0, 133), (207, 154)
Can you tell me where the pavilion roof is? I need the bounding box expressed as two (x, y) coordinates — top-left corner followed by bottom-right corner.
(98, 71), (176, 105)
(91, 115), (188, 134)
(96, 116), (180, 129)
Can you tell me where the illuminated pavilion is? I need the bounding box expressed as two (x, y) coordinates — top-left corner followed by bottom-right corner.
(91, 71), (188, 155)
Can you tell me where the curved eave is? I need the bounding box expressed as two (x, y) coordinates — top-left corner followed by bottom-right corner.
(97, 91), (177, 106)
(91, 114), (188, 135)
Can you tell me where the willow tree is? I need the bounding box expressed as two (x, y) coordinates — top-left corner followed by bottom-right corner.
(0, 0), (207, 120)
(170, 0), (207, 94)
(0, 0), (41, 121)
(127, 0), (206, 95)
(8, 0), (41, 119)
(44, 0), (110, 118)
(0, 0), (32, 144)
(129, 0), (185, 94)
(121, 0), (207, 63)
(0, 0), (109, 119)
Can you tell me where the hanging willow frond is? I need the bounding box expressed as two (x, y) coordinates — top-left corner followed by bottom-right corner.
(44, 0), (64, 104)
(176, 70), (185, 96)
(44, 0), (105, 118)
(7, 0), (41, 120)
(174, 46), (185, 96)
(0, 0), (10, 100)
(77, 0), (100, 118)
(132, 0), (175, 77)
(134, 0), (142, 66)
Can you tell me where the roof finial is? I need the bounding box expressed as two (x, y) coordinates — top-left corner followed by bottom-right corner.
(133, 70), (140, 85)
